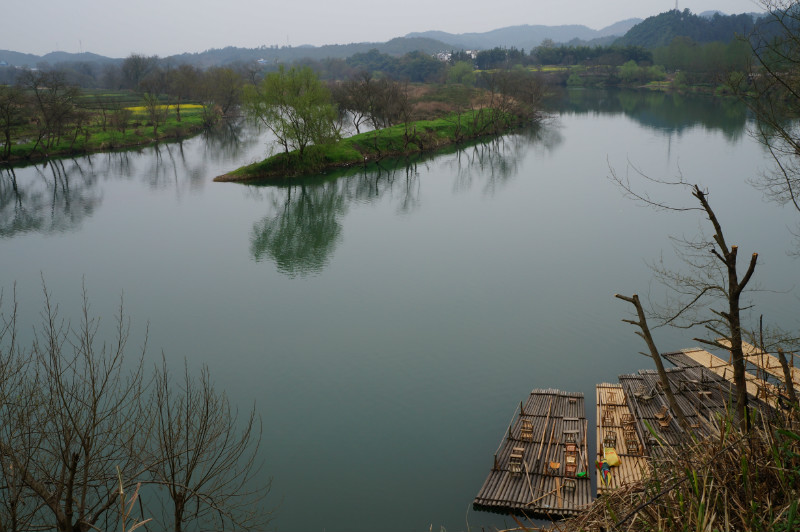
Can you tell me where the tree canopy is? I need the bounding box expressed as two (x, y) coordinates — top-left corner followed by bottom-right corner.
(244, 65), (339, 157)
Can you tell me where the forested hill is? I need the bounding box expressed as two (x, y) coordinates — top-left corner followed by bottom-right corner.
(0, 38), (451, 70)
(166, 37), (451, 68)
(405, 20), (641, 51)
(614, 9), (760, 48)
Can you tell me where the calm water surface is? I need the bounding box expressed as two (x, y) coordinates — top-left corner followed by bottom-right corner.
(2, 89), (798, 531)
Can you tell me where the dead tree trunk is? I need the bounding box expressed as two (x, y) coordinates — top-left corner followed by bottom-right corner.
(777, 348), (799, 408)
(615, 293), (693, 433)
(690, 185), (758, 431)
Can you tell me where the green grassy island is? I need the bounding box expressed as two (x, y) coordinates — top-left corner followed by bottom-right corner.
(215, 108), (523, 182)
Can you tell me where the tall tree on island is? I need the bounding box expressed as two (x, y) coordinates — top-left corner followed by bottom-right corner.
(243, 66), (339, 158)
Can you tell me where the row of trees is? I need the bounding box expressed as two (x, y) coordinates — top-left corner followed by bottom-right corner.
(329, 72), (411, 134)
(240, 63), (546, 166)
(1, 71), (87, 158)
(531, 44), (653, 67)
(343, 49), (445, 83)
(108, 56), (244, 115)
(652, 37), (752, 79)
(0, 61), (248, 160)
(0, 283), (272, 531)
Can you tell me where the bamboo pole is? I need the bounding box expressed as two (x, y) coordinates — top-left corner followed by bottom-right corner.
(537, 397), (553, 461)
(543, 422), (556, 470)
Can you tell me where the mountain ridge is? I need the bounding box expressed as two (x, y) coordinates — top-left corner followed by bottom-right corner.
(405, 19), (642, 50)
(0, 17), (643, 68)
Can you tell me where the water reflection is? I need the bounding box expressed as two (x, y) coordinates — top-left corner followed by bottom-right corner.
(246, 161), (422, 277)
(448, 126), (560, 195)
(0, 160), (102, 238)
(0, 119), (263, 238)
(548, 88), (748, 140)
(246, 127), (561, 276)
(250, 182), (345, 277)
(144, 119), (260, 192)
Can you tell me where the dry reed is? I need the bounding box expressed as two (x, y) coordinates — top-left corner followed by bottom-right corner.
(559, 406), (800, 532)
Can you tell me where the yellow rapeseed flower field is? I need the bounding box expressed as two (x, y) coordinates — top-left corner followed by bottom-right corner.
(126, 104), (204, 113)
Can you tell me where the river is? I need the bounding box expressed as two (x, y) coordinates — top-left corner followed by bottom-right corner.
(1, 88), (798, 531)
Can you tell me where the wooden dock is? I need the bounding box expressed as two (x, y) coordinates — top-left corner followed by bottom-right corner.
(595, 383), (648, 494)
(473, 389), (592, 519)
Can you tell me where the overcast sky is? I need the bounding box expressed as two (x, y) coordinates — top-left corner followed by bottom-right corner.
(3, 0), (763, 58)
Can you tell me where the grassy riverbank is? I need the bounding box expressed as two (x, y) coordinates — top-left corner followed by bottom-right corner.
(215, 108), (518, 182)
(3, 104), (209, 164)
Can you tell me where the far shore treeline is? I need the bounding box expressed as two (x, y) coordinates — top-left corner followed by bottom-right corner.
(0, 7), (781, 164)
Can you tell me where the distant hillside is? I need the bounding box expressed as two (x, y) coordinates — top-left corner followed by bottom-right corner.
(0, 50), (46, 67)
(0, 50), (122, 67)
(167, 37), (452, 68)
(40, 51), (121, 65)
(0, 37), (452, 70)
(614, 9), (759, 48)
(405, 19), (641, 51)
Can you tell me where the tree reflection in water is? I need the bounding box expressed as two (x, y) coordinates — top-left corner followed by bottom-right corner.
(248, 127), (560, 276)
(250, 183), (345, 277)
(448, 125), (561, 196)
(0, 119), (265, 239)
(0, 159), (102, 238)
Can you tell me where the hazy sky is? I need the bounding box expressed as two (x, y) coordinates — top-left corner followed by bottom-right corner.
(3, 0), (763, 58)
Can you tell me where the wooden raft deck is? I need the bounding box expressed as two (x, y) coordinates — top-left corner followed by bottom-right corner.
(595, 383), (648, 494)
(718, 339), (800, 390)
(619, 367), (732, 459)
(473, 389), (592, 519)
(671, 348), (782, 408)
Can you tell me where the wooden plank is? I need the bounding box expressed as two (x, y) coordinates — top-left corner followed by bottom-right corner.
(681, 348), (781, 407)
(716, 339), (800, 390)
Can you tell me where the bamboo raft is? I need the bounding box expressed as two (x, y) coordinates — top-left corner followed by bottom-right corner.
(474, 346), (789, 522)
(473, 389), (592, 519)
(595, 383), (648, 494)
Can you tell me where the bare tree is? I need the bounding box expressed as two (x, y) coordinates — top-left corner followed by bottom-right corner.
(0, 85), (29, 161)
(19, 70), (81, 152)
(330, 71), (373, 134)
(165, 65), (200, 123)
(611, 172), (759, 430)
(0, 283), (273, 531)
(121, 54), (158, 91)
(110, 105), (133, 138)
(615, 293), (692, 432)
(0, 285), (47, 531)
(730, 1), (800, 229)
(477, 69), (547, 126)
(141, 92), (169, 138)
(201, 68), (243, 117)
(0, 281), (149, 532)
(149, 358), (271, 532)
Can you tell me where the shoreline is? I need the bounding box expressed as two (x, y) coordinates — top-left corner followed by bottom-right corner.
(1, 124), (207, 167)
